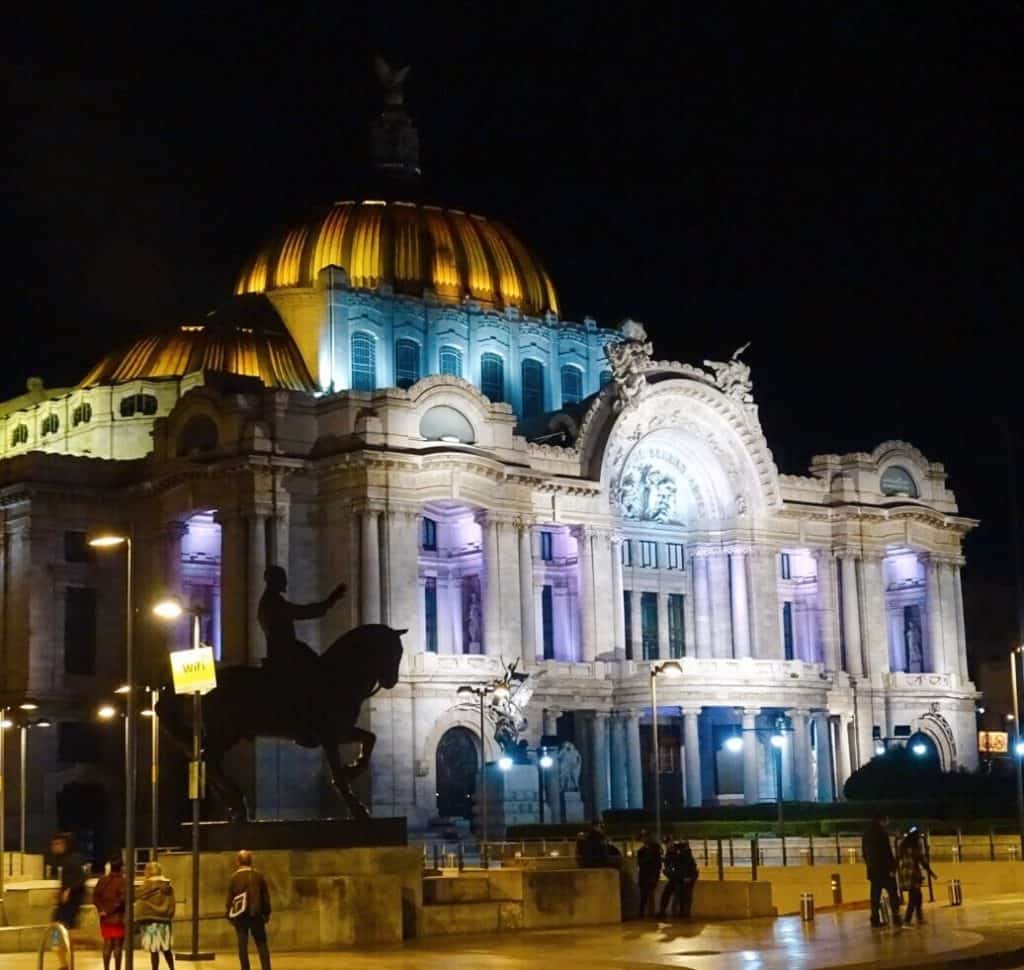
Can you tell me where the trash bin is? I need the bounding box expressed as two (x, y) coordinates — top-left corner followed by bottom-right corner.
(846, 847), (858, 864)
(800, 892), (815, 922)
(948, 878), (963, 906)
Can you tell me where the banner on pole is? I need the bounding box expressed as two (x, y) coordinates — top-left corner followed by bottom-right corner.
(170, 647), (217, 695)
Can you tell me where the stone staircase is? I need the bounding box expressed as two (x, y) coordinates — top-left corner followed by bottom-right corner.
(421, 871), (524, 936)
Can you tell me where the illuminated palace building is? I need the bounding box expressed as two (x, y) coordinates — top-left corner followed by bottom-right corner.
(0, 81), (977, 848)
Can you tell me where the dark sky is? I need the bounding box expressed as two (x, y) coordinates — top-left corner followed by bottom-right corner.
(7, 4), (1024, 592)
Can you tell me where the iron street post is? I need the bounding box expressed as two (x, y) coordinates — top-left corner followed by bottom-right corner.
(1011, 646), (1024, 860)
(649, 661), (683, 843)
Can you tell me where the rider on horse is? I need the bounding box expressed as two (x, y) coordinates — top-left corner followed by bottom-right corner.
(258, 566), (346, 744)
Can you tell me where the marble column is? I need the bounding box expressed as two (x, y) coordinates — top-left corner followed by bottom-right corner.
(750, 548), (783, 659)
(610, 714), (629, 809)
(579, 528), (597, 662)
(814, 713), (835, 802)
(953, 564), (969, 680)
(840, 555), (864, 676)
(626, 710), (644, 810)
(682, 708), (703, 807)
(163, 521), (188, 652)
(246, 512), (267, 665)
(709, 552), (733, 658)
(611, 537), (626, 655)
(590, 712), (610, 819)
(216, 512), (247, 666)
(816, 551), (841, 671)
(925, 556), (946, 674)
(789, 709), (813, 802)
(835, 715), (853, 796)
(542, 708), (562, 822)
(269, 497), (290, 574)
(518, 523), (536, 663)
(497, 520), (522, 659)
(861, 556), (889, 676)
(729, 549), (751, 659)
(450, 577), (464, 654)
(693, 552), (712, 659)
(940, 562), (963, 680)
(742, 708), (760, 805)
(360, 509), (381, 624)
(482, 516), (502, 657)
(629, 589), (643, 661)
(656, 592), (669, 660)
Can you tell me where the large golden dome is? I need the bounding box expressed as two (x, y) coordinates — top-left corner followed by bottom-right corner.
(235, 200), (559, 318)
(80, 295), (316, 392)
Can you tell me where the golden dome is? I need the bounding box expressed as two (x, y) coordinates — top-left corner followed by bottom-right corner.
(235, 200), (559, 318)
(80, 295), (317, 392)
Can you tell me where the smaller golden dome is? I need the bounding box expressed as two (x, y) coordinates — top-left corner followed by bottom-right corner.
(235, 200), (559, 318)
(80, 295), (316, 392)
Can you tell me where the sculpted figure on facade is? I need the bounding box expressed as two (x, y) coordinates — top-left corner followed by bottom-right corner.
(613, 462), (679, 523)
(604, 318), (653, 410)
(702, 341), (754, 404)
(557, 741), (583, 792)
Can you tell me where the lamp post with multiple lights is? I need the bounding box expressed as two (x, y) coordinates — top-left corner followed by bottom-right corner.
(88, 530), (137, 970)
(1, 698), (45, 898)
(649, 660), (683, 842)
(456, 679), (511, 854)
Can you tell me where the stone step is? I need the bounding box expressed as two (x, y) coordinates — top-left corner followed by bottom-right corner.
(421, 900), (524, 936)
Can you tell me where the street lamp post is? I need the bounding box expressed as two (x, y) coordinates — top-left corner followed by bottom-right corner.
(18, 708), (46, 875)
(0, 707), (9, 897)
(88, 531), (136, 970)
(649, 661), (683, 843)
(1011, 646), (1024, 861)
(537, 749), (554, 824)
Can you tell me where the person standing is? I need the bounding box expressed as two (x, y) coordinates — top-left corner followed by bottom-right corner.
(636, 831), (663, 919)
(658, 839), (699, 918)
(898, 829), (938, 925)
(50, 833), (86, 970)
(226, 850), (272, 970)
(134, 861), (176, 969)
(93, 858), (127, 970)
(862, 814), (901, 927)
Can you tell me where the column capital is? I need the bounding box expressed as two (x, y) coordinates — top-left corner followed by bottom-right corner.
(592, 710), (610, 723)
(742, 707), (761, 719)
(679, 705), (703, 717)
(786, 707), (811, 720)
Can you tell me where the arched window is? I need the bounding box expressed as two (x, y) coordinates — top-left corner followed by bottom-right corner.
(599, 369), (613, 388)
(439, 345), (463, 378)
(351, 332), (376, 391)
(41, 414), (60, 436)
(521, 359), (545, 418)
(561, 365), (583, 405)
(395, 338), (420, 389)
(119, 393), (158, 417)
(480, 353), (504, 403)
(10, 424), (28, 446)
(880, 465), (919, 498)
(72, 403), (92, 426)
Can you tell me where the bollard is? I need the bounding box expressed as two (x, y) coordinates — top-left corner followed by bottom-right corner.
(800, 892), (815, 922)
(846, 847), (858, 865)
(948, 878), (963, 907)
(831, 872), (843, 905)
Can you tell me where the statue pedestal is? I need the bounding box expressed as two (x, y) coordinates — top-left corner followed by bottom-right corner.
(561, 791), (586, 823)
(474, 763), (541, 838)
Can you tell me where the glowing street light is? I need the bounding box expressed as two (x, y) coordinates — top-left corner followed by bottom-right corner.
(875, 743), (886, 757)
(498, 756), (513, 772)
(97, 705), (118, 721)
(1016, 741), (1024, 758)
(911, 742), (928, 757)
(724, 735), (743, 754)
(539, 754), (554, 769)
(770, 733), (786, 749)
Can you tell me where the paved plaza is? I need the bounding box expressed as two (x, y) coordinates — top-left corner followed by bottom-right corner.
(13, 892), (1024, 969)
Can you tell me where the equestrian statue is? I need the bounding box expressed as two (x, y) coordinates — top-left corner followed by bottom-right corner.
(158, 565), (405, 820)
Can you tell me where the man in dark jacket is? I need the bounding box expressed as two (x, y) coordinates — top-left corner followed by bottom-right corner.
(862, 815), (901, 927)
(226, 850), (272, 970)
(49, 833), (86, 970)
(658, 840), (699, 918)
(636, 831), (663, 919)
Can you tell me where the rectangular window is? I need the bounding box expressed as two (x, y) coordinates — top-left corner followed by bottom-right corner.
(666, 542), (685, 571)
(541, 584), (555, 660)
(424, 578), (437, 653)
(668, 593), (685, 658)
(64, 587), (97, 675)
(641, 591), (659, 660)
(780, 552), (792, 580)
(422, 517), (437, 552)
(640, 540), (658, 569)
(63, 531), (94, 563)
(540, 531), (553, 562)
(623, 590), (633, 660)
(58, 722), (102, 764)
(782, 601), (795, 661)
(621, 540), (633, 567)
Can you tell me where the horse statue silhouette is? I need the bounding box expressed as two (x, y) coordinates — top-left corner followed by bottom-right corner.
(158, 566), (405, 820)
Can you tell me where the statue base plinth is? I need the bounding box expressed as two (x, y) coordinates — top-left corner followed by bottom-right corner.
(188, 817), (406, 851)
(561, 791), (586, 823)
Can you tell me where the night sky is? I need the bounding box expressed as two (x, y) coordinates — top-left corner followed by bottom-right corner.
(8, 5), (1023, 615)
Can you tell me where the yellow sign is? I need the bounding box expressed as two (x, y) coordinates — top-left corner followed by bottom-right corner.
(979, 731), (1008, 754)
(170, 647), (218, 695)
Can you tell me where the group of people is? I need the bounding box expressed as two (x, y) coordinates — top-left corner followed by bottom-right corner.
(48, 835), (273, 970)
(636, 831), (700, 919)
(862, 815), (939, 927)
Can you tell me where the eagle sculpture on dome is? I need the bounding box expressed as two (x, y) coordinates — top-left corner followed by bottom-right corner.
(374, 56), (411, 106)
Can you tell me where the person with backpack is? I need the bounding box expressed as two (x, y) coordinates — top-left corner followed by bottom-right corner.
(898, 828), (938, 925)
(134, 861), (176, 969)
(658, 839), (699, 918)
(225, 850), (272, 970)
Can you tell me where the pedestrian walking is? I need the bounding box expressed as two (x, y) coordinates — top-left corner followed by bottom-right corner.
(898, 828), (938, 925)
(134, 861), (176, 969)
(49, 833), (86, 970)
(636, 831), (663, 919)
(226, 850), (272, 970)
(862, 814), (901, 927)
(93, 858), (127, 970)
(658, 839), (699, 918)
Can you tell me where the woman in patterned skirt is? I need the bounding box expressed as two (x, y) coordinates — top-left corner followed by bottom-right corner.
(134, 861), (176, 969)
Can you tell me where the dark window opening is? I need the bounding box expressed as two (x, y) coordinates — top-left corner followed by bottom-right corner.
(64, 586), (97, 675)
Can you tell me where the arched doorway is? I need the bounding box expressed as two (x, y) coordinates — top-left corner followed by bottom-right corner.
(436, 727), (479, 819)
